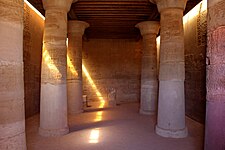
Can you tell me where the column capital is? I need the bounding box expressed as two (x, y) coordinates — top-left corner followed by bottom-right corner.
(42, 0), (73, 12)
(149, 0), (187, 12)
(68, 20), (90, 36)
(135, 21), (160, 36)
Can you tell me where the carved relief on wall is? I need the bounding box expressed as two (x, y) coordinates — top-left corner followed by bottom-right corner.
(23, 4), (31, 62)
(197, 3), (207, 47)
(23, 3), (44, 117)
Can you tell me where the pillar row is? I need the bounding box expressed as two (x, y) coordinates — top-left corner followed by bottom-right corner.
(39, 0), (73, 137)
(0, 0), (26, 149)
(150, 0), (188, 138)
(135, 21), (160, 115)
(67, 20), (89, 115)
(205, 0), (225, 149)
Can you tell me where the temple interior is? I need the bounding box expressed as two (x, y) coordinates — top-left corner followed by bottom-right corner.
(0, 0), (225, 150)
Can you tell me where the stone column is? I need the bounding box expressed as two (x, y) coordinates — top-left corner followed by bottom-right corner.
(67, 20), (89, 115)
(39, 0), (74, 136)
(205, 0), (225, 149)
(135, 21), (160, 115)
(150, 0), (188, 138)
(0, 0), (26, 149)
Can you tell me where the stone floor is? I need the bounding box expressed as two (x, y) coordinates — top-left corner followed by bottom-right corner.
(26, 102), (204, 150)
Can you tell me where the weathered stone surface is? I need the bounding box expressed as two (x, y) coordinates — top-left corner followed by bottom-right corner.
(83, 39), (142, 103)
(207, 0), (225, 31)
(156, 5), (187, 138)
(67, 20), (89, 115)
(40, 84), (69, 136)
(23, 3), (44, 118)
(205, 1), (225, 149)
(136, 21), (160, 115)
(0, 121), (26, 150)
(40, 0), (73, 136)
(0, 0), (26, 149)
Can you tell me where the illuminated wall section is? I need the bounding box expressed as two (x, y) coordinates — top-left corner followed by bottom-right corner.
(82, 39), (142, 103)
(23, 0), (44, 118)
(82, 64), (106, 108)
(184, 0), (207, 123)
(24, 0), (45, 20)
(156, 0), (207, 123)
(67, 38), (106, 108)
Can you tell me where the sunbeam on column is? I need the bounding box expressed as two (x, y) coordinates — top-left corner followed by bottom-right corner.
(42, 48), (62, 79)
(66, 38), (78, 77)
(67, 55), (78, 77)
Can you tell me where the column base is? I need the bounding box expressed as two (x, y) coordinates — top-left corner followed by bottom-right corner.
(155, 125), (188, 138)
(39, 127), (69, 137)
(139, 109), (155, 115)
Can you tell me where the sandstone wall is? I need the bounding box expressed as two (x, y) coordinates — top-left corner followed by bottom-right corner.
(82, 39), (142, 103)
(23, 3), (44, 118)
(183, 1), (207, 123)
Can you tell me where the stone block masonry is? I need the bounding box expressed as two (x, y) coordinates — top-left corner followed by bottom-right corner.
(82, 39), (142, 104)
(23, 2), (44, 118)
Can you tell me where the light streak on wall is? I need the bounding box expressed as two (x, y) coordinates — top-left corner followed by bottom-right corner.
(24, 0), (45, 20)
(68, 38), (105, 107)
(183, 0), (207, 24)
(94, 111), (103, 122)
(82, 64), (106, 108)
(98, 100), (106, 108)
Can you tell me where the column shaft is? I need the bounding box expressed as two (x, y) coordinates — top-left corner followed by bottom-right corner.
(0, 0), (26, 149)
(67, 33), (83, 114)
(136, 21), (160, 115)
(40, 0), (72, 136)
(140, 34), (158, 114)
(156, 8), (187, 138)
(205, 0), (225, 149)
(67, 21), (89, 115)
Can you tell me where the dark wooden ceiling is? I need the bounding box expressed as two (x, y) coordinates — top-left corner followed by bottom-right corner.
(27, 0), (201, 39)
